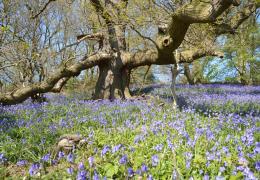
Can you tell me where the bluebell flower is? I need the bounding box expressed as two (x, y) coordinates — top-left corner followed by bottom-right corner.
(0, 153), (7, 164)
(51, 159), (58, 165)
(119, 155), (128, 165)
(29, 163), (40, 176)
(184, 152), (193, 160)
(41, 153), (50, 162)
(254, 145), (260, 154)
(172, 170), (178, 179)
(58, 151), (65, 160)
(219, 166), (225, 173)
(153, 144), (163, 152)
(141, 164), (148, 173)
(78, 162), (85, 170)
(255, 161), (260, 171)
(206, 152), (215, 161)
(77, 170), (88, 180)
(17, 160), (28, 166)
(128, 168), (134, 177)
(135, 169), (142, 175)
(203, 174), (209, 180)
(243, 167), (256, 179)
(151, 155), (159, 167)
(237, 166), (244, 171)
(93, 170), (99, 180)
(67, 153), (75, 163)
(112, 144), (122, 153)
(147, 174), (153, 180)
(216, 176), (225, 180)
(88, 156), (94, 167)
(167, 139), (174, 151)
(101, 146), (110, 157)
(67, 167), (74, 175)
(238, 157), (248, 166)
(134, 135), (145, 144)
(222, 146), (229, 154)
(186, 160), (191, 169)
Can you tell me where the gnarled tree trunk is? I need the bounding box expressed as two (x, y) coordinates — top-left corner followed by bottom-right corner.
(184, 63), (195, 85)
(94, 62), (131, 99)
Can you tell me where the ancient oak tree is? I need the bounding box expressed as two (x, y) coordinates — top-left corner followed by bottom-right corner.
(0, 0), (258, 105)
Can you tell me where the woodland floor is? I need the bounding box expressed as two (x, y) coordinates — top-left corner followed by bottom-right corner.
(0, 84), (259, 179)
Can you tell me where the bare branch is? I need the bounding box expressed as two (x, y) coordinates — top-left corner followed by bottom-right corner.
(58, 33), (104, 53)
(31, 0), (56, 19)
(213, 2), (258, 35)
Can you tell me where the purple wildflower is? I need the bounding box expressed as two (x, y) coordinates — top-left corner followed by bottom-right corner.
(67, 153), (75, 163)
(255, 161), (260, 171)
(128, 168), (134, 177)
(141, 164), (148, 173)
(77, 170), (88, 180)
(29, 163), (40, 176)
(112, 144), (122, 153)
(101, 146), (110, 157)
(153, 144), (163, 152)
(151, 155), (159, 167)
(147, 174), (153, 180)
(0, 153), (7, 164)
(67, 167), (74, 175)
(219, 166), (225, 173)
(243, 167), (256, 179)
(88, 156), (94, 167)
(17, 160), (28, 166)
(41, 153), (50, 162)
(186, 160), (191, 169)
(58, 151), (65, 160)
(216, 176), (225, 180)
(119, 155), (128, 165)
(93, 170), (99, 180)
(135, 169), (142, 175)
(78, 162), (85, 170)
(203, 174), (209, 180)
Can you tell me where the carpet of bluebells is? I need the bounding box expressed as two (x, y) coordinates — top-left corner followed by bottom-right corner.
(0, 84), (259, 179)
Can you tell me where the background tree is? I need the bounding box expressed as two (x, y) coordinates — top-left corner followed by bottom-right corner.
(179, 0), (259, 85)
(224, 14), (260, 85)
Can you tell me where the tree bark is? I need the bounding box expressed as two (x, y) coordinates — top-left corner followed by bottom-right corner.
(171, 63), (182, 109)
(93, 58), (131, 100)
(184, 63), (195, 85)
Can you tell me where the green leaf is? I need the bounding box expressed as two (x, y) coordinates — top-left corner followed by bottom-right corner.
(104, 163), (119, 177)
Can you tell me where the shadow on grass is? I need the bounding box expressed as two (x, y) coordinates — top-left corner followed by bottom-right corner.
(0, 112), (19, 134)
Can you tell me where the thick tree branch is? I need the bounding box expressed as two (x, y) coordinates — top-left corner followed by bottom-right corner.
(213, 2), (258, 35)
(0, 52), (111, 105)
(178, 49), (224, 63)
(50, 77), (70, 93)
(158, 0), (240, 51)
(124, 47), (224, 69)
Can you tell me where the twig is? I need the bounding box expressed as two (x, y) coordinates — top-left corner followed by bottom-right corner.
(32, 0), (56, 19)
